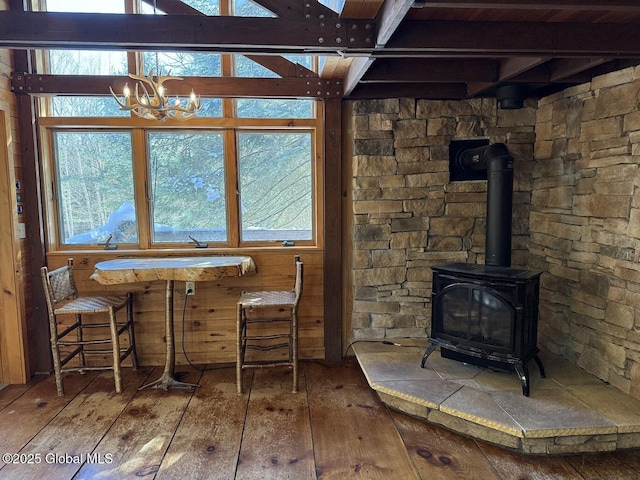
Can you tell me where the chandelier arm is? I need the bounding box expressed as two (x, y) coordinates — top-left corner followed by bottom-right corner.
(110, 68), (200, 120)
(135, 82), (164, 109)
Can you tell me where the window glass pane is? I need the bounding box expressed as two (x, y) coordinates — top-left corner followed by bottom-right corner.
(49, 50), (128, 75)
(233, 0), (275, 17)
(148, 132), (227, 243)
(49, 96), (131, 117)
(238, 132), (312, 242)
(283, 55), (314, 71)
(45, 0), (125, 13)
(196, 98), (224, 117)
(235, 55), (278, 78)
(53, 131), (136, 245)
(236, 99), (314, 118)
(180, 0), (220, 15)
(142, 52), (222, 77)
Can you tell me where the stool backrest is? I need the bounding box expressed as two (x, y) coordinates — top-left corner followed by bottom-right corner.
(41, 259), (79, 307)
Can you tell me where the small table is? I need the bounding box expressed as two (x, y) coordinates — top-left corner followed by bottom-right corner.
(91, 256), (256, 390)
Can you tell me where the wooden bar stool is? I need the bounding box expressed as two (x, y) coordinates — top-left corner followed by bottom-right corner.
(41, 258), (139, 396)
(236, 255), (303, 394)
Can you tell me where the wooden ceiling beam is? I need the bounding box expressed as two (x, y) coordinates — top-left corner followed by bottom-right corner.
(349, 81), (467, 99)
(10, 74), (343, 99)
(498, 57), (548, 81)
(464, 55), (549, 96)
(144, 0), (202, 15)
(414, 1), (640, 11)
(548, 57), (608, 81)
(243, 55), (318, 78)
(0, 11), (374, 53)
(386, 20), (640, 56)
(343, 0), (415, 95)
(249, 0), (304, 17)
(251, 0), (338, 18)
(363, 58), (498, 82)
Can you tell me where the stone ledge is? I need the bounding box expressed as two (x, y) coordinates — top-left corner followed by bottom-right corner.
(352, 339), (640, 454)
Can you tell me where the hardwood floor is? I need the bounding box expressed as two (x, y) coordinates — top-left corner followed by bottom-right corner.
(0, 360), (639, 479)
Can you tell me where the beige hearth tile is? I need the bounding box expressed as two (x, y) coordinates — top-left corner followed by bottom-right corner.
(471, 366), (561, 393)
(440, 385), (524, 437)
(354, 350), (439, 384)
(421, 350), (484, 380)
(567, 384), (640, 433)
(537, 349), (605, 387)
(490, 389), (618, 438)
(347, 339), (420, 354)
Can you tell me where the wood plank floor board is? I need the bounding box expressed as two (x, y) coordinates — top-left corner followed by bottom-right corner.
(305, 361), (420, 480)
(0, 370), (100, 466)
(0, 368), (154, 480)
(564, 449), (640, 480)
(0, 374), (45, 411)
(476, 440), (584, 480)
(155, 367), (250, 480)
(236, 367), (316, 480)
(72, 366), (203, 479)
(389, 409), (502, 480)
(0, 361), (638, 480)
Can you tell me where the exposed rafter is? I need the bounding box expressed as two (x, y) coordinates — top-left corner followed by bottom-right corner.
(343, 0), (415, 96)
(385, 20), (640, 57)
(0, 11), (374, 54)
(10, 74), (342, 99)
(414, 1), (640, 11)
(4, 0), (640, 101)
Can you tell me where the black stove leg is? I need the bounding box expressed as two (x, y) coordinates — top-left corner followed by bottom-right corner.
(533, 354), (546, 378)
(515, 362), (531, 396)
(421, 343), (438, 368)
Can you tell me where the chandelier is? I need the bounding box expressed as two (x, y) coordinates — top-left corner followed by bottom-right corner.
(110, 68), (201, 121)
(109, 0), (200, 120)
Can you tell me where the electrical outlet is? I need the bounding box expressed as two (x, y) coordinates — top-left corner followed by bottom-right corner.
(186, 281), (195, 296)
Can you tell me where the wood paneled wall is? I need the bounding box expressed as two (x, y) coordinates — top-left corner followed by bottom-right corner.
(0, 0), (30, 384)
(47, 250), (324, 367)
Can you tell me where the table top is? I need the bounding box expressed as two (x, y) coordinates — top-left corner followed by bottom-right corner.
(91, 256), (256, 285)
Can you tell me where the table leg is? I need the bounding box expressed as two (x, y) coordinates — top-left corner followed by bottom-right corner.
(139, 279), (199, 391)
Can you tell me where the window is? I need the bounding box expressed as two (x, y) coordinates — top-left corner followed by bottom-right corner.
(53, 131), (136, 245)
(238, 132), (313, 242)
(45, 124), (317, 249)
(38, 0), (321, 251)
(148, 131), (227, 243)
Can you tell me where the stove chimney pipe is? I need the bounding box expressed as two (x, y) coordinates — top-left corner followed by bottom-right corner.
(457, 143), (514, 267)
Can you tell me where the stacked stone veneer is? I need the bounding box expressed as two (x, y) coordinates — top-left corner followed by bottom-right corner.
(532, 66), (640, 400)
(350, 98), (537, 340)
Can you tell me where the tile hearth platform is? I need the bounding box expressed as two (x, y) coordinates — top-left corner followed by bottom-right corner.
(351, 339), (640, 454)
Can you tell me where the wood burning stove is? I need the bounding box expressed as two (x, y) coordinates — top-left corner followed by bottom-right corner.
(422, 263), (544, 396)
(421, 143), (545, 396)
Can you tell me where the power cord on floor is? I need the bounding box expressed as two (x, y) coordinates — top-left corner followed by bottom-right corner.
(180, 291), (233, 372)
(343, 339), (425, 357)
(178, 293), (427, 367)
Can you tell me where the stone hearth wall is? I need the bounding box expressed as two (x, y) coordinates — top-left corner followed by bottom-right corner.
(350, 98), (536, 340)
(532, 67), (640, 400)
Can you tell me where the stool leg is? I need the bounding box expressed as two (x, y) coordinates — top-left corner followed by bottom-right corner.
(76, 314), (86, 371)
(109, 308), (123, 394)
(292, 308), (298, 393)
(50, 338), (65, 396)
(236, 303), (244, 395)
(126, 293), (139, 370)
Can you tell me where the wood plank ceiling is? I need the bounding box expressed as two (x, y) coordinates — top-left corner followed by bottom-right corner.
(335, 0), (640, 100)
(2, 0), (640, 102)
